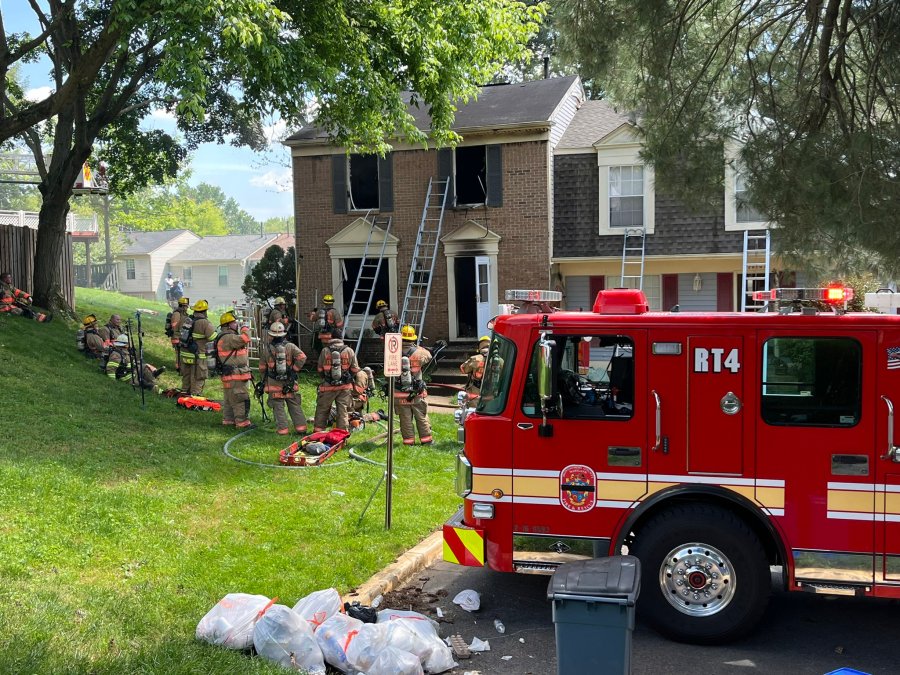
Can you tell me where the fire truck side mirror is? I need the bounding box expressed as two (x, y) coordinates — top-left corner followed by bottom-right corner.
(538, 334), (555, 437)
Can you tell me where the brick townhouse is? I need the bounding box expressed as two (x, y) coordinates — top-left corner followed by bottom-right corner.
(285, 75), (585, 346)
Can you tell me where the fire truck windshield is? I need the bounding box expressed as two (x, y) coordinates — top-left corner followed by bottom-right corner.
(476, 335), (516, 415)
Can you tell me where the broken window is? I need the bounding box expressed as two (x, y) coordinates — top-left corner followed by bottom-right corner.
(455, 145), (487, 205)
(348, 154), (379, 210)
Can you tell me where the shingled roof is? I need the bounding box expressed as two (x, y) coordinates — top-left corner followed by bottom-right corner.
(169, 234), (280, 263)
(285, 75), (581, 144)
(555, 99), (632, 150)
(121, 229), (195, 255)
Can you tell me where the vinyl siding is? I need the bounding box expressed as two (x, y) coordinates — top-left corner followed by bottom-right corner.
(167, 262), (247, 309)
(677, 273), (718, 311)
(117, 256), (152, 295)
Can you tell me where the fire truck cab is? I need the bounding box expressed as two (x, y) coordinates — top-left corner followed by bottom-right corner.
(444, 287), (900, 644)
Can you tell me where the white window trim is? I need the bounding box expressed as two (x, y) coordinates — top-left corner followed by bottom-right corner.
(596, 141), (655, 235)
(218, 265), (229, 287)
(125, 258), (136, 280)
(724, 142), (772, 232)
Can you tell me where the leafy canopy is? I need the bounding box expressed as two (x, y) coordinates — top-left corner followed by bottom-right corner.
(242, 245), (297, 306)
(556, 0), (900, 274)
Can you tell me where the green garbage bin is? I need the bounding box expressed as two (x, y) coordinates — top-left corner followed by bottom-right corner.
(548, 555), (641, 675)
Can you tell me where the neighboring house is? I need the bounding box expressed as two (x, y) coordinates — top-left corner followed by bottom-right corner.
(552, 100), (791, 312)
(167, 233), (293, 308)
(116, 230), (200, 300)
(285, 75), (585, 342)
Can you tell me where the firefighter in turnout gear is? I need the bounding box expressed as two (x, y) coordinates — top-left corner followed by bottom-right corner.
(395, 325), (433, 445)
(314, 336), (359, 431)
(180, 299), (217, 395)
(167, 297), (190, 372)
(98, 314), (123, 346)
(268, 297), (287, 326)
(349, 366), (384, 427)
(105, 334), (165, 390)
(0, 272), (50, 322)
(260, 321), (308, 435)
(80, 314), (105, 359)
(216, 310), (253, 428)
(308, 293), (344, 345)
(460, 335), (491, 398)
(371, 299), (399, 337)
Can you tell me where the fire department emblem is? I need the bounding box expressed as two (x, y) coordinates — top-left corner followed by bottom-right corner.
(559, 464), (596, 513)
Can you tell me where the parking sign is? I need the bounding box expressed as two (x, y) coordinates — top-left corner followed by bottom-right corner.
(384, 333), (402, 377)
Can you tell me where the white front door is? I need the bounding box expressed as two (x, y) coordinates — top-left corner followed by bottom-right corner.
(475, 255), (491, 337)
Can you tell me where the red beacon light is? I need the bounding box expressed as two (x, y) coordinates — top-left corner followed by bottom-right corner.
(752, 286), (854, 305)
(593, 288), (650, 315)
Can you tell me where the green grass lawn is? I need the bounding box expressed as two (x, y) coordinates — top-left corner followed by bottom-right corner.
(0, 288), (461, 674)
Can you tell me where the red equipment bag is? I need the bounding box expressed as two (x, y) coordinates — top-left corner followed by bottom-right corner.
(176, 396), (222, 412)
(279, 428), (350, 466)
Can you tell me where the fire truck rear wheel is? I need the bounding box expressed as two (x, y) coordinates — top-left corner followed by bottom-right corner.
(631, 503), (770, 644)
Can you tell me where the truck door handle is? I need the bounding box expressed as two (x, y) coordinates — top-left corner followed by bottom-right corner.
(651, 390), (662, 453)
(882, 395), (900, 462)
(517, 423), (534, 430)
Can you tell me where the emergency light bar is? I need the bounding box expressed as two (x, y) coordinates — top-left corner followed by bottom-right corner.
(752, 287), (854, 303)
(505, 289), (563, 303)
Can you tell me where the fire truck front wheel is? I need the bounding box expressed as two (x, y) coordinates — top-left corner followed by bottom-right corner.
(631, 503), (770, 644)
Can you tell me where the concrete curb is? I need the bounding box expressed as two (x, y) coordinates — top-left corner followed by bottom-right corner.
(344, 530), (444, 606)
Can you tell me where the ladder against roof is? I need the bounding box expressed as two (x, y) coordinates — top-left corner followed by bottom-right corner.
(400, 178), (450, 344)
(620, 227), (646, 290)
(342, 215), (393, 354)
(741, 229), (771, 311)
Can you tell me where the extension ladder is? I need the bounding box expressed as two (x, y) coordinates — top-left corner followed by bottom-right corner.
(741, 229), (771, 311)
(341, 215), (393, 354)
(620, 227), (646, 290)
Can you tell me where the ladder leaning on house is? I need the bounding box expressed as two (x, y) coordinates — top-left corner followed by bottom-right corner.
(620, 227), (646, 290)
(740, 229), (771, 312)
(400, 177), (450, 345)
(341, 215), (394, 354)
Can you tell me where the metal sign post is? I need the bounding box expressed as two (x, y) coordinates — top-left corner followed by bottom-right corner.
(384, 333), (402, 529)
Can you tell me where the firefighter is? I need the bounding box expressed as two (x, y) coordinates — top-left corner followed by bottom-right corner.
(167, 297), (190, 373)
(180, 299), (217, 396)
(460, 335), (491, 398)
(99, 314), (123, 346)
(349, 366), (385, 428)
(216, 310), (253, 429)
(308, 293), (344, 345)
(371, 299), (400, 337)
(104, 334), (165, 391)
(314, 335), (359, 431)
(0, 272), (50, 322)
(80, 314), (105, 359)
(268, 297), (287, 326)
(259, 321), (308, 435)
(395, 325), (433, 445)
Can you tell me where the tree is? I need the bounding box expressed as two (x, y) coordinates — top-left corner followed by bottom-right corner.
(242, 245), (297, 306)
(556, 0), (900, 274)
(5, 1), (543, 309)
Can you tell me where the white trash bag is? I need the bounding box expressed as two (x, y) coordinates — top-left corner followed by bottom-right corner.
(452, 589), (481, 612)
(315, 612), (364, 673)
(377, 609), (456, 673)
(293, 588), (342, 631)
(345, 622), (389, 673)
(383, 620), (432, 662)
(252, 604), (326, 674)
(196, 593), (272, 650)
(367, 645), (425, 675)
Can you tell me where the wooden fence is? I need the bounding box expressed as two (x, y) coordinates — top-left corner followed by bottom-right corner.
(74, 263), (118, 290)
(0, 223), (75, 308)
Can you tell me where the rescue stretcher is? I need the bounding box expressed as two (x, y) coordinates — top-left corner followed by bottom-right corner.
(176, 395), (222, 412)
(279, 428), (350, 466)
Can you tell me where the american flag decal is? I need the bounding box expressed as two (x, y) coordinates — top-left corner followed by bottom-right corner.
(888, 346), (900, 370)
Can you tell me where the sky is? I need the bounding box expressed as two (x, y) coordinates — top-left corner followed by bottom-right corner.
(4, 3), (295, 222)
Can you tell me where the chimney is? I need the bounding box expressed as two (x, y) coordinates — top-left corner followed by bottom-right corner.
(543, 56), (550, 79)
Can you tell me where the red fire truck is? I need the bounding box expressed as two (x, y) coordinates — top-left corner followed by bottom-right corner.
(443, 287), (900, 644)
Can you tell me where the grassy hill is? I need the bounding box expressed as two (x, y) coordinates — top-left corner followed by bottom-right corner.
(0, 288), (460, 673)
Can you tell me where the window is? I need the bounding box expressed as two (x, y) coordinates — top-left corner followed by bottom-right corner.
(340, 257), (390, 315)
(456, 145), (487, 205)
(125, 259), (135, 280)
(183, 267), (192, 284)
(736, 172), (766, 223)
(609, 166), (644, 228)
(522, 334), (635, 421)
(477, 335), (516, 415)
(218, 265), (228, 287)
(607, 274), (662, 311)
(761, 337), (861, 427)
(348, 154), (379, 210)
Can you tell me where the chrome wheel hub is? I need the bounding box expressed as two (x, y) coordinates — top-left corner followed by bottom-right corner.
(659, 542), (735, 617)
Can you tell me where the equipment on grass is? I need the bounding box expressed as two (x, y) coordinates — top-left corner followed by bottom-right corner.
(279, 428), (350, 466)
(176, 395), (222, 412)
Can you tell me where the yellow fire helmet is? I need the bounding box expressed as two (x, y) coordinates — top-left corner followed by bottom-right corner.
(274, 296), (286, 305)
(192, 299), (209, 312)
(478, 335), (491, 347)
(219, 310), (237, 326)
(401, 325), (417, 341)
(322, 294), (335, 305)
(178, 297), (190, 306)
(82, 314), (97, 327)
(376, 299), (388, 310)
